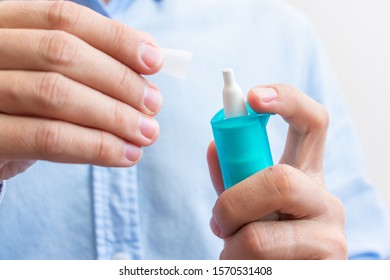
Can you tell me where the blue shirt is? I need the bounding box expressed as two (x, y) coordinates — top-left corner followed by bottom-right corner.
(1, 0), (390, 260)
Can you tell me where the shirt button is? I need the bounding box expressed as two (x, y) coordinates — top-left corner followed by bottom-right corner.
(112, 252), (130, 260)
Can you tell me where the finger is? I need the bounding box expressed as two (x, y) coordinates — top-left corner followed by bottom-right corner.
(220, 220), (347, 260)
(0, 114), (142, 167)
(0, 160), (36, 180)
(211, 164), (342, 239)
(0, 71), (159, 147)
(206, 141), (224, 196)
(247, 84), (329, 175)
(0, 29), (162, 116)
(0, 0), (162, 74)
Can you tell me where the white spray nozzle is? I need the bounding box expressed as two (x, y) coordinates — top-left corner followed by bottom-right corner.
(160, 48), (193, 79)
(222, 68), (248, 118)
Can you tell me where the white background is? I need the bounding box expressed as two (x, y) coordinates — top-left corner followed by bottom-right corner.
(282, 0), (390, 211)
(0, 260), (388, 279)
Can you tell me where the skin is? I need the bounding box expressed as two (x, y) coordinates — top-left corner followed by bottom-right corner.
(0, 1), (347, 260)
(0, 1), (163, 179)
(207, 85), (347, 259)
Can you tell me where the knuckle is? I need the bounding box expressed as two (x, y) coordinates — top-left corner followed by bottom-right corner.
(336, 234), (348, 259)
(328, 195), (346, 225)
(109, 21), (130, 51)
(312, 105), (329, 131)
(109, 101), (140, 143)
(116, 67), (145, 110)
(332, 196), (345, 216)
(111, 101), (128, 129)
(34, 122), (63, 157)
(323, 228), (348, 260)
(262, 164), (297, 201)
(108, 22), (147, 68)
(47, 1), (82, 31)
(273, 83), (329, 131)
(39, 30), (79, 66)
(117, 67), (142, 101)
(239, 223), (273, 259)
(214, 192), (238, 225)
(333, 233), (348, 259)
(93, 131), (117, 163)
(37, 73), (69, 111)
(108, 22), (144, 61)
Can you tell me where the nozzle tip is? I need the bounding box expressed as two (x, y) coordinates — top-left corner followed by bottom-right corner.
(222, 68), (235, 85)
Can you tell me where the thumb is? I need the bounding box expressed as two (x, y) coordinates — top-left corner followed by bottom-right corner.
(247, 84), (328, 175)
(206, 141), (224, 196)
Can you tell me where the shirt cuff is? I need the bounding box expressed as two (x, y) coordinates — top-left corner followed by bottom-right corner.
(0, 180), (6, 205)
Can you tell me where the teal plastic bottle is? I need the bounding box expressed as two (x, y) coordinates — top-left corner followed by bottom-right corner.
(211, 69), (273, 189)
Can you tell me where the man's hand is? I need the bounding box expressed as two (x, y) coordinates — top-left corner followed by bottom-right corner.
(0, 1), (163, 179)
(207, 84), (347, 259)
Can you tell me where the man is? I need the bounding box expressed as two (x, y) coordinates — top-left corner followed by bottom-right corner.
(0, 0), (389, 259)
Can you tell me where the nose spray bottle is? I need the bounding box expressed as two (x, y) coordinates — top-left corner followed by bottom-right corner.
(210, 69), (273, 189)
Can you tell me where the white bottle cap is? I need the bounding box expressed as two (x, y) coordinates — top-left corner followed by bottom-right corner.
(222, 68), (248, 118)
(160, 48), (193, 79)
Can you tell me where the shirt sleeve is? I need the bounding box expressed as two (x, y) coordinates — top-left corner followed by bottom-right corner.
(71, 0), (109, 16)
(0, 180), (5, 205)
(301, 25), (390, 259)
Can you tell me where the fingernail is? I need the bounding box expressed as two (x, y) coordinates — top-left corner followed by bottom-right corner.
(140, 42), (163, 69)
(253, 87), (277, 103)
(125, 143), (142, 162)
(144, 86), (162, 114)
(210, 216), (221, 238)
(140, 116), (159, 140)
